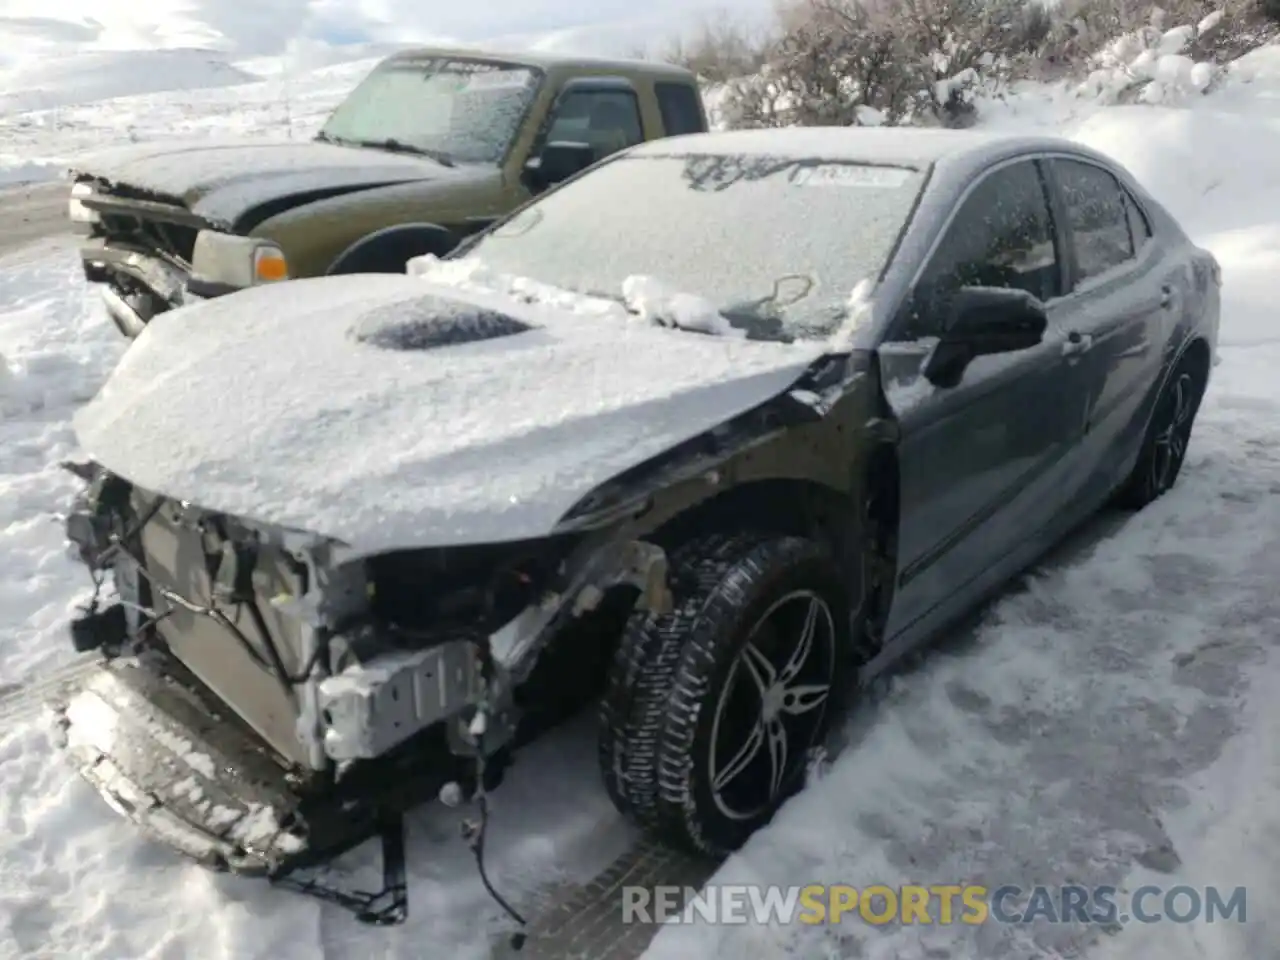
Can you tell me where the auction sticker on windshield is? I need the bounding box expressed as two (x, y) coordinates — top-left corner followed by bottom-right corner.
(461, 70), (535, 91)
(790, 165), (914, 188)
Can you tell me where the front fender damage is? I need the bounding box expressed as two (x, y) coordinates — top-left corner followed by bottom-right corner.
(315, 534), (675, 765)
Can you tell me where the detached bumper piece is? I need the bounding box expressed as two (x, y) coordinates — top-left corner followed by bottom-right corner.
(52, 656), (309, 875)
(80, 240), (197, 338)
(48, 654), (449, 925)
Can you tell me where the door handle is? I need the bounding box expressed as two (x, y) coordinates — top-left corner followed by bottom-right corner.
(1160, 284), (1174, 309)
(1062, 331), (1093, 357)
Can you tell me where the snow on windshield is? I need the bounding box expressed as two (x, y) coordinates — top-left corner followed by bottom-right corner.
(620, 275), (745, 338)
(318, 58), (540, 164)
(462, 153), (925, 343)
(411, 255), (751, 339)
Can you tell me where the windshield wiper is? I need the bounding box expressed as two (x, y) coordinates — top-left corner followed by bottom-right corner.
(316, 133), (455, 167)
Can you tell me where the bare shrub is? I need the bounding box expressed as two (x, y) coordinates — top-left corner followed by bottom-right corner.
(711, 0), (1273, 131)
(722, 0), (1036, 129)
(639, 13), (771, 84)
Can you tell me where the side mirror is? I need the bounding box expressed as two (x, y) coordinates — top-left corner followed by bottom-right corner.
(522, 140), (595, 191)
(923, 285), (1048, 387)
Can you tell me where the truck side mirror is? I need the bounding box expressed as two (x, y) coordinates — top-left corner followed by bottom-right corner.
(522, 141), (595, 191)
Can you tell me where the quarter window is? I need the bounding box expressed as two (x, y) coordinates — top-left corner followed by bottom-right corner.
(1054, 158), (1136, 282)
(904, 160), (1059, 339)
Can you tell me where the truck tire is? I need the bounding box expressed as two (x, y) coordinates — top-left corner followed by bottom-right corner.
(599, 533), (858, 856)
(325, 223), (455, 275)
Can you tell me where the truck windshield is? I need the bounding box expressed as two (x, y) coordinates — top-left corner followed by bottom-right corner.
(464, 152), (927, 342)
(319, 58), (542, 165)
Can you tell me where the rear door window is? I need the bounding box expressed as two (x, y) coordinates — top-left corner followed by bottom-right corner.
(1053, 158), (1137, 284)
(655, 82), (705, 135)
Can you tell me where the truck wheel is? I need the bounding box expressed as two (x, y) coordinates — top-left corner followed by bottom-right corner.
(599, 533), (857, 856)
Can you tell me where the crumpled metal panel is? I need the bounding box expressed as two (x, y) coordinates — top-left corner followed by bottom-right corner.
(52, 656), (307, 875)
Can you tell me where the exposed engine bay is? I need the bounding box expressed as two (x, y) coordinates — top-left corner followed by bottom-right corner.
(56, 461), (675, 926)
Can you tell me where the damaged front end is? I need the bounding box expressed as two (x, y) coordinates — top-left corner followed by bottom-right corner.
(52, 460), (675, 925)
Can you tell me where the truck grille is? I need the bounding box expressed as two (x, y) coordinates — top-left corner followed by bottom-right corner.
(99, 213), (199, 265)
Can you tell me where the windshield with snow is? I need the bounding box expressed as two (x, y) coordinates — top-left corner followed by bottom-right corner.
(319, 58), (542, 165)
(464, 152), (927, 341)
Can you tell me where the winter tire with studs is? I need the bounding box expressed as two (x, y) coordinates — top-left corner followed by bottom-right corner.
(599, 533), (862, 856)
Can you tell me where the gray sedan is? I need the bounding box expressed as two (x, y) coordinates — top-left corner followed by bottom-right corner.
(54, 123), (1220, 904)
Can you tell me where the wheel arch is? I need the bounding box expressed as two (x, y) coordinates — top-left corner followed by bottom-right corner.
(1139, 332), (1213, 439)
(571, 478), (863, 679)
(650, 468), (900, 643)
(325, 222), (457, 275)
(648, 477), (859, 563)
(1179, 335), (1211, 385)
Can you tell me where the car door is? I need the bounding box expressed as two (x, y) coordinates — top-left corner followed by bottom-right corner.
(1045, 157), (1175, 500)
(879, 157), (1093, 641)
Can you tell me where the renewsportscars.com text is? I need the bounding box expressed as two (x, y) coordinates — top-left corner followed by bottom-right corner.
(621, 883), (1247, 926)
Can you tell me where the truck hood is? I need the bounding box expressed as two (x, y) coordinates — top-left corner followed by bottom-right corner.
(68, 137), (469, 229)
(73, 275), (826, 555)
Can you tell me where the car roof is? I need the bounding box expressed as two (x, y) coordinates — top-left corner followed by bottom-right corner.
(628, 126), (1103, 171)
(382, 46), (698, 82)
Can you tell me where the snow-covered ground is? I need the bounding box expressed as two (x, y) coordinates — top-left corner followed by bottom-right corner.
(1, 26), (1279, 960)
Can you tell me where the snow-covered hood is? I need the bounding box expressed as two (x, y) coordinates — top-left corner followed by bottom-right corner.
(68, 137), (466, 229)
(73, 275), (826, 554)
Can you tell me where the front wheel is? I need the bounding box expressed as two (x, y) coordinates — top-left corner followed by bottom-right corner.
(599, 534), (860, 856)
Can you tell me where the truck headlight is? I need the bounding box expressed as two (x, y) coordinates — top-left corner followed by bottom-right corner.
(68, 182), (100, 224)
(191, 230), (290, 289)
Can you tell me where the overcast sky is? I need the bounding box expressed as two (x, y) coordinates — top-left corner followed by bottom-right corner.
(0, 0), (777, 59)
(407, 0), (772, 40)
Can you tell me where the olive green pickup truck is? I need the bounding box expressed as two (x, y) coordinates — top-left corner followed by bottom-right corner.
(66, 48), (708, 337)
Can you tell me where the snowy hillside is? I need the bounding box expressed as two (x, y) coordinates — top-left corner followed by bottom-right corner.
(0, 14), (1278, 960)
(0, 58), (377, 186)
(0, 49), (258, 115)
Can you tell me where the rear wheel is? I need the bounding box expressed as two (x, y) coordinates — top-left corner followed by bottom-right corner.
(599, 534), (860, 856)
(1116, 352), (1207, 508)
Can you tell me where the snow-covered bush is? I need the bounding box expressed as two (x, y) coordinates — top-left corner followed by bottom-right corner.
(1074, 8), (1230, 103)
(694, 0), (1274, 130)
(1042, 0), (1277, 67)
(720, 0), (1037, 129)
